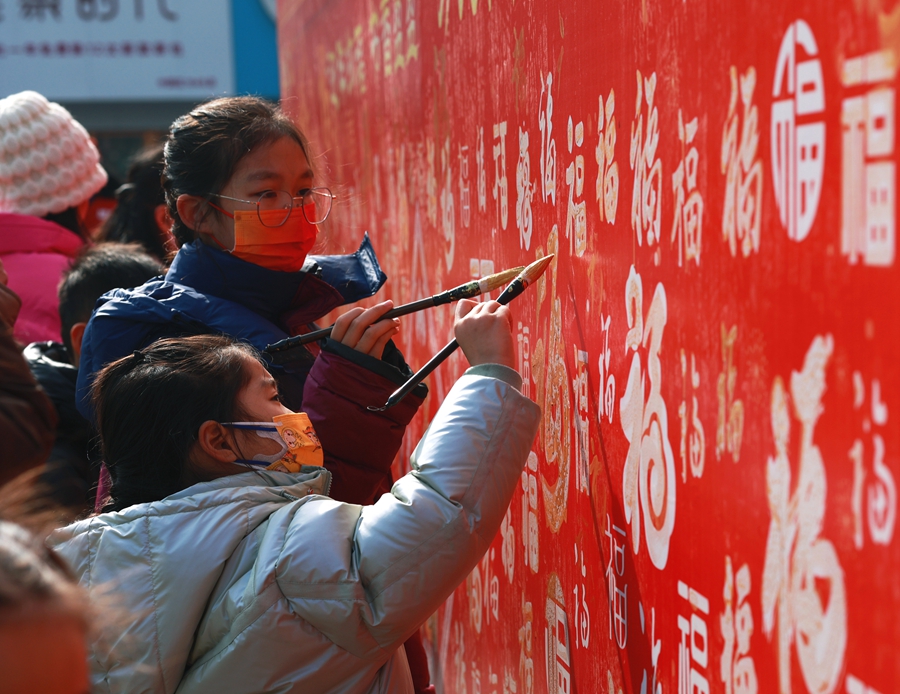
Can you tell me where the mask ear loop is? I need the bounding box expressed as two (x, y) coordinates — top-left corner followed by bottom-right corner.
(203, 200), (236, 252)
(207, 200), (235, 219)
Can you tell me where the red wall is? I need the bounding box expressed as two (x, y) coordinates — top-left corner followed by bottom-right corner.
(279, 0), (899, 691)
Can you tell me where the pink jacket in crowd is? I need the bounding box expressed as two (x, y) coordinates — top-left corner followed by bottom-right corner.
(0, 212), (83, 345)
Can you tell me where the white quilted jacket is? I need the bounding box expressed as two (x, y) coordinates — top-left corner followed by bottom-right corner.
(50, 371), (541, 694)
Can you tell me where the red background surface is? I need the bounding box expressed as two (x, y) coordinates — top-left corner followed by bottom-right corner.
(279, 0), (899, 691)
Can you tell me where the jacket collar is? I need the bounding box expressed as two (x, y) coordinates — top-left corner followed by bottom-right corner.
(165, 467), (332, 502)
(166, 239), (325, 323)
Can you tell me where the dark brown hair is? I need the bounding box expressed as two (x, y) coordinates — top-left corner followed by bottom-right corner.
(92, 335), (260, 512)
(97, 143), (171, 261)
(162, 96), (310, 246)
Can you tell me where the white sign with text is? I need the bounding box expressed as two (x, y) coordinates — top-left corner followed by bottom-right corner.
(0, 0), (234, 101)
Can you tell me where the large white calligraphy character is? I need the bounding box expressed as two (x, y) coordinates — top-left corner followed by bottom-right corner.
(761, 335), (847, 694)
(619, 265), (676, 569)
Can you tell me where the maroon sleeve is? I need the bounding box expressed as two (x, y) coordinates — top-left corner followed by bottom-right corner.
(404, 630), (436, 694)
(0, 284), (57, 486)
(301, 342), (425, 506)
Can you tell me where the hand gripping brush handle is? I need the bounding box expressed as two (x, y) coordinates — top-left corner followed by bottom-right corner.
(264, 265), (524, 361)
(368, 254), (554, 412)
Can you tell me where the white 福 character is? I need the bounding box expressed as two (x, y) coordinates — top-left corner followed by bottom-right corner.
(761, 335), (847, 694)
(721, 556), (758, 694)
(493, 122), (508, 231)
(722, 66), (763, 257)
(598, 313), (616, 425)
(500, 506), (515, 583)
(521, 452), (539, 573)
(572, 542), (590, 649)
(596, 90), (619, 225)
(517, 322), (531, 399)
(518, 600), (534, 694)
(771, 19), (825, 242)
(565, 116), (587, 257)
(539, 72), (557, 205)
(671, 109), (703, 266)
(459, 144), (471, 228)
(545, 576), (571, 694)
(678, 350), (705, 481)
(841, 50), (896, 266)
(849, 375), (896, 548)
(619, 265), (676, 569)
(716, 324), (745, 463)
(439, 138), (455, 270)
(678, 580), (710, 694)
(573, 347), (590, 494)
(477, 126), (487, 211)
(605, 514), (627, 648)
(630, 70), (663, 248)
(516, 126), (534, 249)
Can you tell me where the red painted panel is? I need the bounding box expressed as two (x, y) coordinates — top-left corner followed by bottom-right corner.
(279, 1), (899, 692)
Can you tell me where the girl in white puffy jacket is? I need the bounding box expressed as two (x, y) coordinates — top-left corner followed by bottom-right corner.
(50, 299), (540, 694)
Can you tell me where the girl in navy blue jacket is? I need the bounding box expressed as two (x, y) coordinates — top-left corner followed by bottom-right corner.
(77, 97), (426, 508)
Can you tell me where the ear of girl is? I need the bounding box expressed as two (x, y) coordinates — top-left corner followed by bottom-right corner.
(192, 358), (293, 477)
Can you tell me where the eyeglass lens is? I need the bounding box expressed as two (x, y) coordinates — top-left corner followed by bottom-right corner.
(256, 189), (332, 227)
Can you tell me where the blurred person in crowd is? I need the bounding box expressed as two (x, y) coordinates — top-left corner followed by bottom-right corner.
(0, 91), (107, 345)
(74, 97), (434, 688)
(97, 143), (176, 263)
(0, 475), (91, 694)
(0, 257), (56, 487)
(82, 175), (123, 239)
(50, 301), (539, 693)
(24, 244), (163, 514)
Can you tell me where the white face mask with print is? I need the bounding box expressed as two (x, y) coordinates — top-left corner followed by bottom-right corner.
(221, 422), (289, 466)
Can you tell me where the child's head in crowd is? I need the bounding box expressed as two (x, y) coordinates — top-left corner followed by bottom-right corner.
(98, 144), (174, 262)
(58, 243), (162, 365)
(94, 335), (291, 512)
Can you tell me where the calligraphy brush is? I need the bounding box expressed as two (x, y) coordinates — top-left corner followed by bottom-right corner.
(369, 254), (554, 411)
(264, 265), (525, 361)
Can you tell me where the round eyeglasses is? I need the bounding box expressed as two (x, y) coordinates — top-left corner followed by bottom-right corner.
(212, 187), (336, 227)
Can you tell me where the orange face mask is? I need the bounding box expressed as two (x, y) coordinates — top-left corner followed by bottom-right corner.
(215, 205), (319, 273)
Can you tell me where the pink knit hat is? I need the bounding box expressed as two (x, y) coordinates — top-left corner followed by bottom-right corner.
(0, 91), (108, 217)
